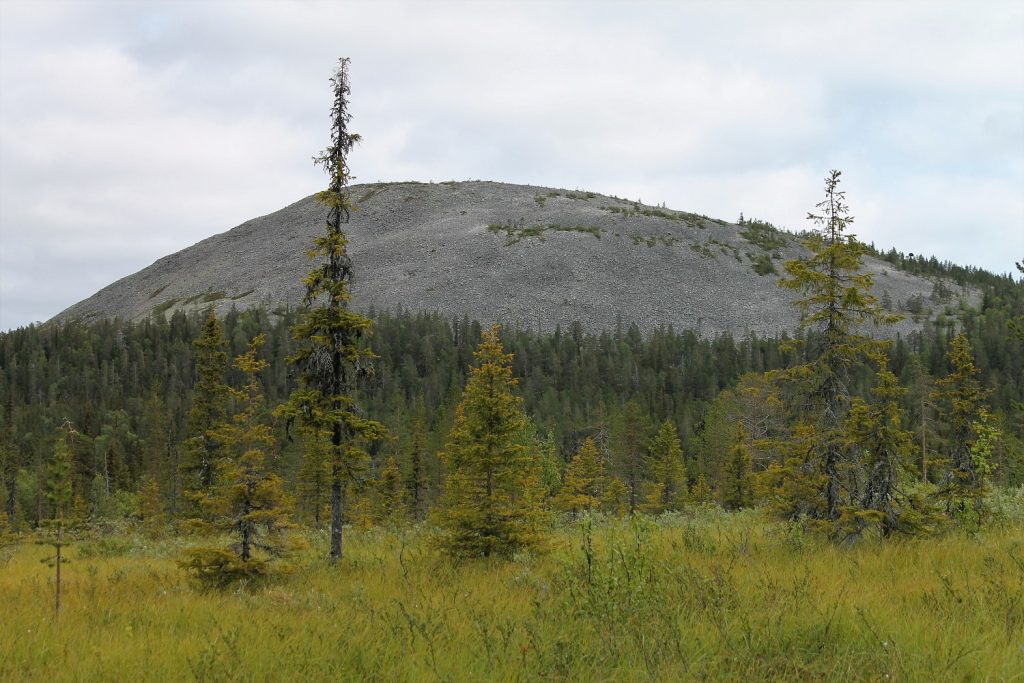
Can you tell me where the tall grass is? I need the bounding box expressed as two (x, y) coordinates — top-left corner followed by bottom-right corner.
(1, 510), (1021, 681)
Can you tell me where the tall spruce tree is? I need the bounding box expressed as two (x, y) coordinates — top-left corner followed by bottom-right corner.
(276, 58), (385, 562)
(434, 326), (545, 558)
(775, 170), (899, 522)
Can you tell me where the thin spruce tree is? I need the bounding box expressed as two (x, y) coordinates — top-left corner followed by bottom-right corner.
(276, 58), (386, 563)
(932, 333), (990, 520)
(180, 308), (229, 513)
(39, 420), (79, 617)
(720, 423), (754, 510)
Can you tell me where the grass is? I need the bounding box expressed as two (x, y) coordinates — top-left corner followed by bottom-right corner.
(1, 511), (1022, 681)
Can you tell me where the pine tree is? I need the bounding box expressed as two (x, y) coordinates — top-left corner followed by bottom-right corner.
(554, 437), (604, 516)
(181, 308), (229, 511)
(775, 170), (900, 522)
(643, 419), (686, 512)
(275, 58), (386, 563)
(433, 326), (545, 558)
(933, 333), (990, 519)
(182, 335), (298, 588)
(720, 423), (754, 510)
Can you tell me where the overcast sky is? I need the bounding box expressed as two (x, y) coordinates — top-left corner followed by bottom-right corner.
(1, 0), (1022, 330)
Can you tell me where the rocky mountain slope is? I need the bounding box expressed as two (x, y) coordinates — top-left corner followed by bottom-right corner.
(52, 181), (972, 336)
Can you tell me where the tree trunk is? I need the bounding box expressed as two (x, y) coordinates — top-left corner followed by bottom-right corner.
(329, 463), (343, 563)
(54, 532), (62, 618)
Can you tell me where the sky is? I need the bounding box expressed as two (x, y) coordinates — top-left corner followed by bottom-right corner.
(1, 0), (1022, 330)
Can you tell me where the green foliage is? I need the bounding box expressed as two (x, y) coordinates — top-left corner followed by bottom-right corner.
(275, 58), (386, 562)
(488, 221), (603, 244)
(643, 420), (686, 512)
(182, 336), (299, 588)
(739, 218), (787, 251)
(554, 438), (604, 516)
(433, 326), (546, 558)
(773, 170), (903, 526)
(933, 333), (992, 523)
(181, 308), (229, 510)
(720, 423), (754, 510)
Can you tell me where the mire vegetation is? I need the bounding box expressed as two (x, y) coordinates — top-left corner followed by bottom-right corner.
(2, 511), (1023, 681)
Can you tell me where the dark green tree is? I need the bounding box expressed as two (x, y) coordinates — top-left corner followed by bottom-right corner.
(180, 308), (229, 511)
(276, 58), (385, 562)
(932, 333), (990, 519)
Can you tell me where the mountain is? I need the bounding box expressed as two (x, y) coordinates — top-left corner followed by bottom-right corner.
(51, 180), (973, 335)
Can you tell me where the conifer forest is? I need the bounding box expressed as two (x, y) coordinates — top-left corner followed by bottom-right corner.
(2, 55), (1024, 681)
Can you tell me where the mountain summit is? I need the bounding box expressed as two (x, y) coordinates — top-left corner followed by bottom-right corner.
(52, 181), (962, 335)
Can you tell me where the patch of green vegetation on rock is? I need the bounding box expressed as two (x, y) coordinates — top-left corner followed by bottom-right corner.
(152, 299), (179, 316)
(488, 221), (604, 245)
(739, 218), (787, 252)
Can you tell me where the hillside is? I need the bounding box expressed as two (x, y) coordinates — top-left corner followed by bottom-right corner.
(52, 181), (971, 335)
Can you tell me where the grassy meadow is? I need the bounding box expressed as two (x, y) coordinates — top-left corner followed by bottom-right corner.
(2, 509), (1023, 682)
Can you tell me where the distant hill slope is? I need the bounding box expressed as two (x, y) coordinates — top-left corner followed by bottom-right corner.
(52, 181), (974, 336)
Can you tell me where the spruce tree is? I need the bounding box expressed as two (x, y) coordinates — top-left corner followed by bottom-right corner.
(406, 410), (430, 521)
(434, 326), (545, 558)
(554, 437), (604, 516)
(843, 369), (915, 536)
(373, 456), (405, 525)
(39, 421), (78, 616)
(182, 335), (297, 587)
(775, 170), (899, 522)
(138, 476), (167, 539)
(720, 423), (754, 510)
(933, 333), (990, 519)
(276, 58), (386, 562)
(181, 308), (229, 511)
(643, 419), (686, 512)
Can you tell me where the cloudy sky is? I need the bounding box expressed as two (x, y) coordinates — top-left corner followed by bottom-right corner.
(1, 0), (1022, 330)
